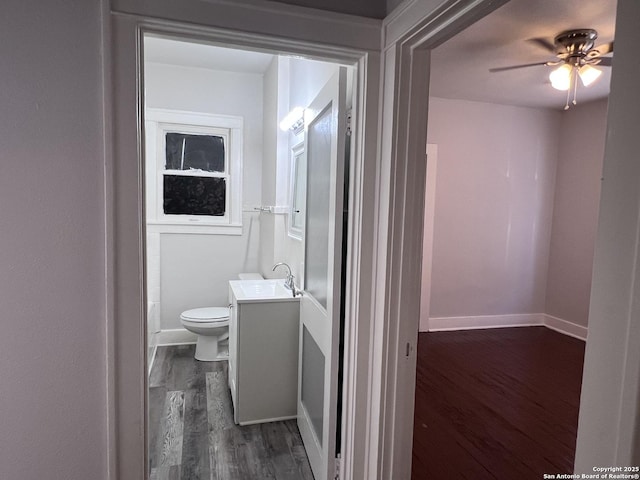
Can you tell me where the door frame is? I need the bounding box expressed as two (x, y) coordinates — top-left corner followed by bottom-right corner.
(420, 143), (437, 332)
(106, 5), (381, 480)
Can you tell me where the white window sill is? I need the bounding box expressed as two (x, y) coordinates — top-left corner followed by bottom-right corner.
(146, 221), (243, 236)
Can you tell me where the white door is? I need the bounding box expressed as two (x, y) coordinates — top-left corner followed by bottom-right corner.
(298, 67), (348, 480)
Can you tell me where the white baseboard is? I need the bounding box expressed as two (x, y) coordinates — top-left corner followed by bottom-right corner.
(156, 328), (197, 346)
(543, 314), (588, 341)
(428, 313), (544, 331)
(427, 313), (587, 341)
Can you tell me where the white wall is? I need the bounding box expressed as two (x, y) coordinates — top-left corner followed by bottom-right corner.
(259, 57), (291, 276)
(424, 96), (606, 330)
(288, 58), (340, 112)
(259, 56), (339, 286)
(545, 99), (607, 328)
(270, 58), (339, 285)
(0, 0), (107, 478)
(144, 63), (264, 329)
(426, 97), (561, 319)
(145, 56), (339, 329)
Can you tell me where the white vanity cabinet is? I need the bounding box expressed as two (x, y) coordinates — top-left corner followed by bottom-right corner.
(228, 280), (300, 425)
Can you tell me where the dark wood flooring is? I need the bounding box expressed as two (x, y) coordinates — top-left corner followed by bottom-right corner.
(411, 327), (585, 480)
(148, 345), (314, 480)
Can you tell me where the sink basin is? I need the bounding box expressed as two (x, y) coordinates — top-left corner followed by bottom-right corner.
(229, 279), (299, 302)
(240, 280), (285, 297)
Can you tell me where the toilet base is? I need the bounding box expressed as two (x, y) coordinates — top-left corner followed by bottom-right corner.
(194, 335), (229, 362)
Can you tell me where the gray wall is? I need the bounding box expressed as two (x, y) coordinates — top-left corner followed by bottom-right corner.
(546, 99), (607, 327)
(272, 0), (386, 18)
(386, 0), (405, 14)
(425, 96), (606, 327)
(427, 97), (561, 318)
(0, 0), (107, 478)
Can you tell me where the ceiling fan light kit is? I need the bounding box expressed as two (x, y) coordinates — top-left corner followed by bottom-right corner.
(491, 28), (613, 110)
(549, 63), (573, 91)
(578, 64), (603, 87)
(549, 63), (603, 90)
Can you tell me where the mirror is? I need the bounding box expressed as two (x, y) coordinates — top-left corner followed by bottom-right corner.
(289, 142), (306, 240)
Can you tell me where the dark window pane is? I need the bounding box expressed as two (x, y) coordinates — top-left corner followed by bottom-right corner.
(165, 133), (225, 172)
(163, 176), (226, 216)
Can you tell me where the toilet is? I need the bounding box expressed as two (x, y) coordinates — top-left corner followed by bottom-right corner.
(180, 307), (230, 361)
(180, 273), (263, 361)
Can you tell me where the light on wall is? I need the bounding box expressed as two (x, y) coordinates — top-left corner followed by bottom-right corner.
(279, 107), (305, 133)
(549, 62), (603, 110)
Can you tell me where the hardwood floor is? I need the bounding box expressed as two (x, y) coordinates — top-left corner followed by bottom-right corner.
(411, 327), (585, 480)
(149, 345), (314, 480)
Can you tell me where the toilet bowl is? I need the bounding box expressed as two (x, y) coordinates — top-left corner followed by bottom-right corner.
(180, 273), (263, 361)
(180, 307), (229, 361)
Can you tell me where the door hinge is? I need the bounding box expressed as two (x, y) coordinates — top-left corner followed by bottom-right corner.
(334, 453), (342, 479)
(346, 110), (352, 137)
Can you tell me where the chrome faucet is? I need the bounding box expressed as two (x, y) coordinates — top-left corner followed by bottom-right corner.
(272, 262), (297, 296)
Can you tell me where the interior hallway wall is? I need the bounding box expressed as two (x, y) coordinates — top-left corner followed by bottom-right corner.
(426, 97), (561, 321)
(145, 63), (264, 329)
(545, 99), (607, 328)
(0, 0), (107, 478)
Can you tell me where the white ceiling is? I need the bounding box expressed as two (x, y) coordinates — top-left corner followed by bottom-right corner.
(429, 0), (617, 110)
(144, 36), (275, 74)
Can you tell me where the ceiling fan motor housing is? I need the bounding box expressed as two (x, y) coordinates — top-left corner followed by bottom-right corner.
(554, 29), (598, 63)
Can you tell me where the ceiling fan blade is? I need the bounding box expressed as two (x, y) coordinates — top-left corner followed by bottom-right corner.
(528, 37), (557, 53)
(595, 56), (613, 67)
(489, 61), (552, 73)
(593, 41), (614, 56)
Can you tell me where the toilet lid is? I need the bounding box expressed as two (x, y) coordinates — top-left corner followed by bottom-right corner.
(180, 307), (229, 322)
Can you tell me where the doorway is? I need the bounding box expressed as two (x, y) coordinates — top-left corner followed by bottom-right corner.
(142, 34), (354, 479)
(413, 0), (615, 476)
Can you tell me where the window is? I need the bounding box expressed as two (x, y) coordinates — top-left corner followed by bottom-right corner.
(145, 109), (243, 234)
(162, 129), (228, 217)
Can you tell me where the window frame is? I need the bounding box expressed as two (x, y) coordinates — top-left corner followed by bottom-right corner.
(145, 108), (243, 234)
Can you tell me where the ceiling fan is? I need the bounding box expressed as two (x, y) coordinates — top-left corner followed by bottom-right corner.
(490, 29), (614, 109)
